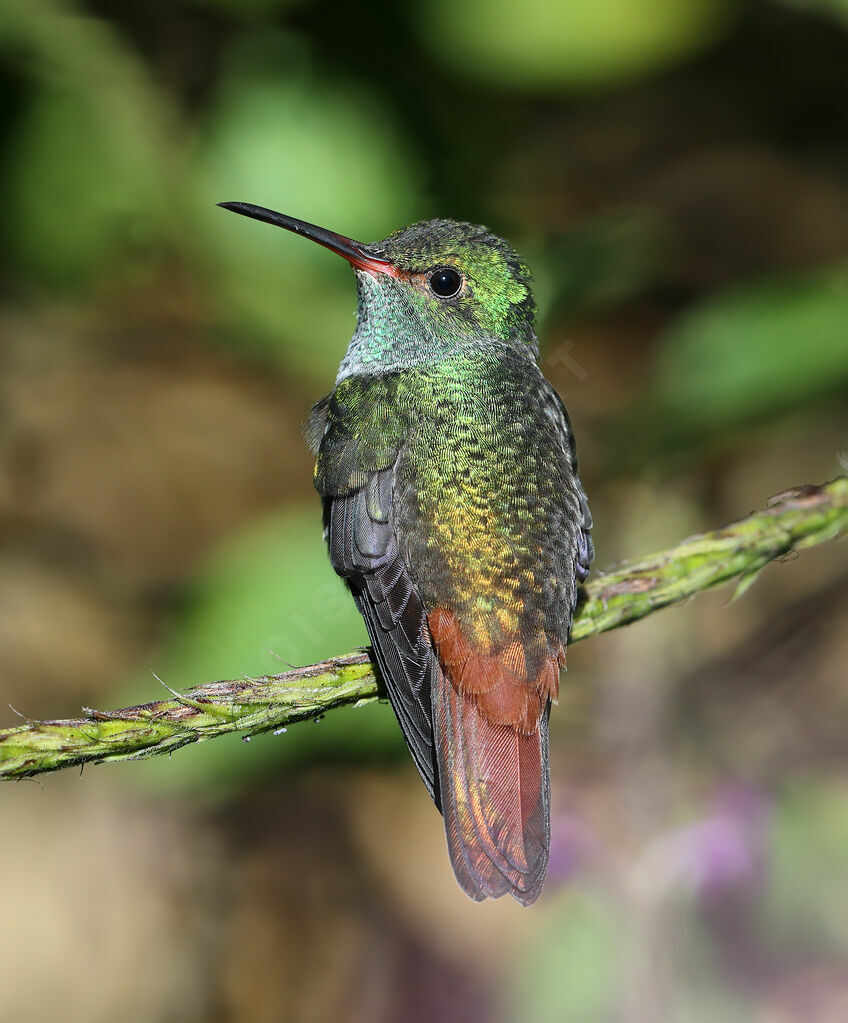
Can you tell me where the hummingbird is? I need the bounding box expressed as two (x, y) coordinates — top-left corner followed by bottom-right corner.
(219, 202), (593, 905)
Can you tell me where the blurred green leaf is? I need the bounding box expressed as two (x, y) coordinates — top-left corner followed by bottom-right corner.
(195, 39), (425, 380)
(666, 953), (755, 1023)
(535, 213), (661, 323)
(762, 782), (848, 954)
(6, 85), (163, 286)
(654, 266), (848, 429)
(125, 505), (403, 792)
(510, 889), (622, 1022)
(415, 0), (735, 90)
(1, 1), (176, 287)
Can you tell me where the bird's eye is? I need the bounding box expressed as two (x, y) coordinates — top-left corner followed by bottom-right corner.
(428, 267), (463, 298)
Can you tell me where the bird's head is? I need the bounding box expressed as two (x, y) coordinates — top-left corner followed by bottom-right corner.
(218, 204), (537, 353)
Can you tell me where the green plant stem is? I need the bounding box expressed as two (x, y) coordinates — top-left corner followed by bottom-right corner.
(2, 477), (846, 780)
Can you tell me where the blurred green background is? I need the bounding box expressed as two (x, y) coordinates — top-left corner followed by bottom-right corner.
(1, 0), (847, 1020)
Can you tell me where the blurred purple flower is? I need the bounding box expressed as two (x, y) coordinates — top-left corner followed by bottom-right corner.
(675, 787), (769, 901)
(547, 810), (602, 884)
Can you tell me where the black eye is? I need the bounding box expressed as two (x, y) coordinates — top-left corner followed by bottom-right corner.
(429, 267), (463, 298)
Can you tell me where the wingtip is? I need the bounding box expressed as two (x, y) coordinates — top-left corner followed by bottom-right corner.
(508, 874), (547, 907)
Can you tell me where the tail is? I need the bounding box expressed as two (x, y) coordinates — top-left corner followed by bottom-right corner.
(432, 662), (551, 906)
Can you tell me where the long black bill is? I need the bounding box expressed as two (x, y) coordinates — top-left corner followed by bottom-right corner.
(217, 202), (396, 276)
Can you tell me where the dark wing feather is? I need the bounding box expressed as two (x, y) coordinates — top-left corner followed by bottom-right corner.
(541, 381), (594, 586)
(324, 467), (439, 803)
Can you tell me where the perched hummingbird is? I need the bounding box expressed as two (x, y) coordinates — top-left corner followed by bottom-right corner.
(219, 202), (593, 905)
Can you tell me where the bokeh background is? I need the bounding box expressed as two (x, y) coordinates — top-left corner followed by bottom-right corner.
(1, 0), (847, 1020)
